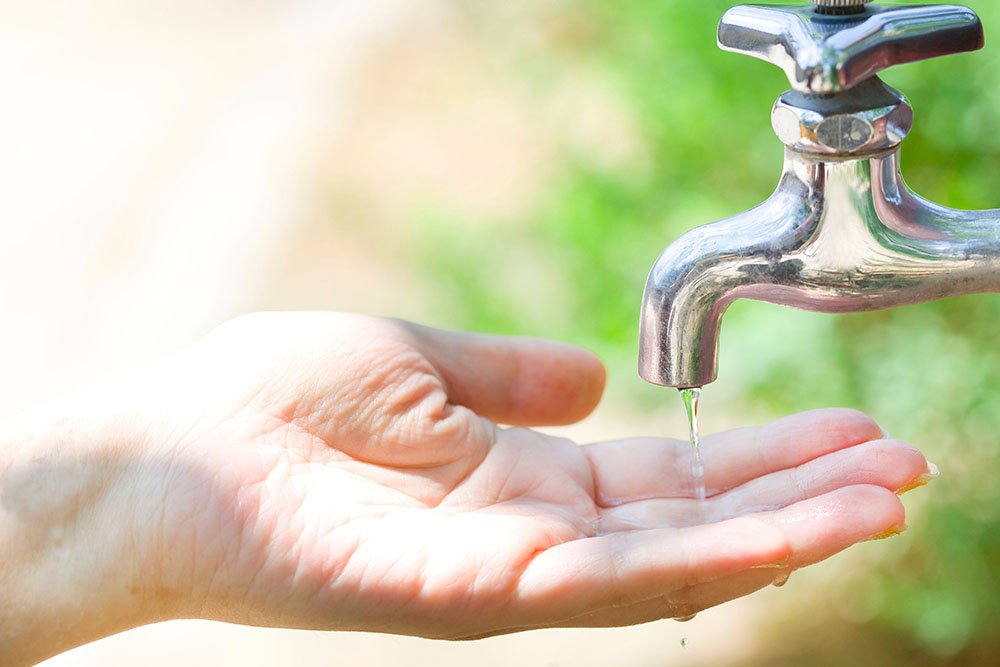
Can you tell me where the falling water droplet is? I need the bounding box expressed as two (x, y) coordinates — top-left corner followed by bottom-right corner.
(680, 638), (689, 648)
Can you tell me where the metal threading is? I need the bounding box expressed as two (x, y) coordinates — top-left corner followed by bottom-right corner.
(812, 0), (872, 15)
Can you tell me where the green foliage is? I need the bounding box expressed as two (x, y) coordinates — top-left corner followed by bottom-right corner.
(415, 2), (1000, 659)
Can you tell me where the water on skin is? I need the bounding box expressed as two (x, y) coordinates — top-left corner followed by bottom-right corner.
(679, 389), (791, 591)
(680, 387), (707, 502)
(676, 391), (705, 629)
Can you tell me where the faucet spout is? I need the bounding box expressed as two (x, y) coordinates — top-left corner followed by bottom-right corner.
(639, 150), (1000, 388)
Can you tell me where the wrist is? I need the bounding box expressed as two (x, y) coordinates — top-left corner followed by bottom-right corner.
(0, 393), (165, 664)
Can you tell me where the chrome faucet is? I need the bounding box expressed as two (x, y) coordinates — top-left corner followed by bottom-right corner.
(638, 0), (1000, 389)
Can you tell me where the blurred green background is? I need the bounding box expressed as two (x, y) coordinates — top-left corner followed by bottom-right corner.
(411, 1), (1000, 664)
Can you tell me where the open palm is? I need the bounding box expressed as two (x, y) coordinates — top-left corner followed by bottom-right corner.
(132, 312), (930, 639)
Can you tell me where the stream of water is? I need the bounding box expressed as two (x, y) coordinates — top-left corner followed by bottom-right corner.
(680, 387), (707, 502)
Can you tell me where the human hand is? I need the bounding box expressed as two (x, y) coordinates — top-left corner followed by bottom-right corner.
(0, 313), (933, 664)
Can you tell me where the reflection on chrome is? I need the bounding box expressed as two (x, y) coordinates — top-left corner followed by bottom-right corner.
(639, 3), (998, 388)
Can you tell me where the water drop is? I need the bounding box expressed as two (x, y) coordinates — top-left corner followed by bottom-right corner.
(680, 638), (689, 648)
(773, 569), (792, 588)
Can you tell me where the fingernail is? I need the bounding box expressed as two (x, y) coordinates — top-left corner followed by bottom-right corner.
(896, 461), (940, 496)
(865, 523), (907, 542)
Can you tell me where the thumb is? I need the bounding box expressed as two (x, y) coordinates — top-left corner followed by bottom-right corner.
(406, 323), (606, 427)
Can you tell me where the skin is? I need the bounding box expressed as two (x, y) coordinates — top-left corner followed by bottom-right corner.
(0, 312), (932, 665)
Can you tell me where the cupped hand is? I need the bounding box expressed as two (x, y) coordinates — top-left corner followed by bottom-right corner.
(117, 312), (930, 639)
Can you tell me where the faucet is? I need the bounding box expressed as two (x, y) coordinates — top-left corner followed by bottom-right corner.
(638, 0), (1000, 389)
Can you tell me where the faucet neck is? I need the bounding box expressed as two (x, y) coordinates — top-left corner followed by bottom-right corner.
(771, 76), (913, 159)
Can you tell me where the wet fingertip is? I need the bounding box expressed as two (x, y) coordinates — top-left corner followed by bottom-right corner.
(826, 484), (905, 536)
(865, 523), (908, 542)
(895, 460), (941, 496)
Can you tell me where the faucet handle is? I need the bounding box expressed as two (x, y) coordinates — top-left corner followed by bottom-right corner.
(718, 3), (984, 94)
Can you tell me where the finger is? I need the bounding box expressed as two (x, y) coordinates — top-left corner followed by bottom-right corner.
(464, 571), (776, 638)
(409, 324), (606, 426)
(599, 439), (928, 530)
(585, 408), (882, 505)
(714, 438), (927, 519)
(515, 485), (903, 631)
(761, 484), (905, 565)
(513, 515), (790, 626)
(551, 569), (777, 628)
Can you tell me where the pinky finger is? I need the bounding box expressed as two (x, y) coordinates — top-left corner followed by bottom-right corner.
(551, 569), (778, 628)
(513, 516), (791, 626)
(536, 484), (906, 629)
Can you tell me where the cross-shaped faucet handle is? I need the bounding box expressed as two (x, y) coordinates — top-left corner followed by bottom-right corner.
(717, 3), (984, 94)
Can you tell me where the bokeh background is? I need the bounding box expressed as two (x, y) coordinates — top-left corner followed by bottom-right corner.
(3, 0), (998, 664)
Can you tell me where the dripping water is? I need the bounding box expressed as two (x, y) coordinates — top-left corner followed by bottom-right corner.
(680, 387), (707, 502)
